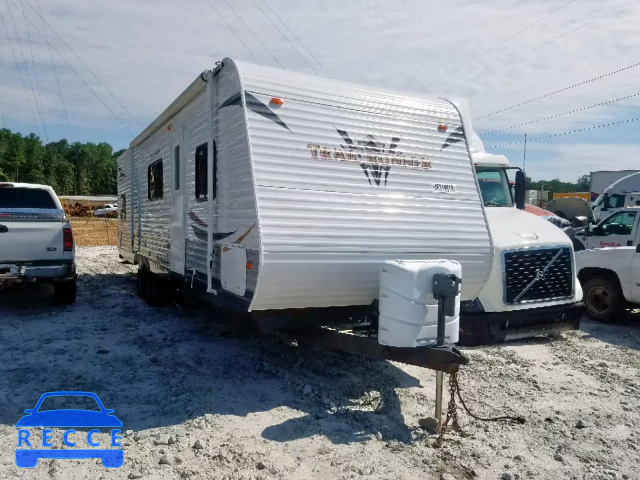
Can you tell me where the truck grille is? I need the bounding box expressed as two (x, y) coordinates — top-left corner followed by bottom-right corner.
(503, 247), (573, 304)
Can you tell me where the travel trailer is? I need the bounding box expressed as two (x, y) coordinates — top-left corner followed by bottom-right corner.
(117, 59), (583, 345)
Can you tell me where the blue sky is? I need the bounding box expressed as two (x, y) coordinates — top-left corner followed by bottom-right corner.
(1, 0), (638, 181)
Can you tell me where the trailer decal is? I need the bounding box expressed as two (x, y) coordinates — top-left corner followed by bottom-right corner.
(440, 126), (464, 151)
(244, 92), (291, 132)
(306, 129), (432, 187)
(187, 211), (237, 242)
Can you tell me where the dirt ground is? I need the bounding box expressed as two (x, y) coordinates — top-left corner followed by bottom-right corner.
(0, 246), (638, 480)
(69, 217), (118, 247)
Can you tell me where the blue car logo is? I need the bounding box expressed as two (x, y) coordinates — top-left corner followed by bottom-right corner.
(15, 391), (124, 468)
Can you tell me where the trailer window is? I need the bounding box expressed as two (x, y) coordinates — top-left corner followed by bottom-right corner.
(195, 143), (207, 200)
(120, 194), (127, 220)
(147, 159), (163, 200)
(174, 145), (181, 191)
(195, 142), (217, 200)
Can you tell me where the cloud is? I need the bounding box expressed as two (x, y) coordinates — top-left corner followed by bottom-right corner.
(0, 0), (638, 179)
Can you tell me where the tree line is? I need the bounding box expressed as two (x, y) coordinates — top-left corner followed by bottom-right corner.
(1, 127), (592, 197)
(0, 128), (124, 195)
(527, 174), (590, 196)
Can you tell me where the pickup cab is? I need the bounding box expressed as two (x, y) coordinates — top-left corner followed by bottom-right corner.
(576, 245), (640, 321)
(0, 183), (77, 303)
(572, 207), (640, 250)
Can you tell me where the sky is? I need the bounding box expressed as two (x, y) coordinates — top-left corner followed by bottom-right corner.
(0, 0), (638, 181)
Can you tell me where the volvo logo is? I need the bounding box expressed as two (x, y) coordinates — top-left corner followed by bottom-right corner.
(535, 269), (546, 281)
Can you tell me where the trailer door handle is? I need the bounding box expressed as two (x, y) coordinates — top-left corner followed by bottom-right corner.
(0, 225), (8, 233)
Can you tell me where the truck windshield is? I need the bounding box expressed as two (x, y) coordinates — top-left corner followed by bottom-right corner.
(0, 188), (57, 209)
(476, 168), (514, 207)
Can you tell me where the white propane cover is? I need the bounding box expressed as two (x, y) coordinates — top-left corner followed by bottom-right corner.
(378, 259), (461, 347)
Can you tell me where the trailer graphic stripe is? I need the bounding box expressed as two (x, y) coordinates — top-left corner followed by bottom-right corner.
(244, 92), (291, 131)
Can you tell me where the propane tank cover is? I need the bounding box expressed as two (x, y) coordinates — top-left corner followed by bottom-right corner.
(378, 259), (461, 347)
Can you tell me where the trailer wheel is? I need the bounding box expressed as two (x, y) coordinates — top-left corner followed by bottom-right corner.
(145, 270), (165, 307)
(137, 265), (147, 299)
(54, 277), (77, 304)
(583, 277), (624, 322)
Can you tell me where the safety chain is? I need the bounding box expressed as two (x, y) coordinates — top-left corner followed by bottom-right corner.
(432, 371), (526, 448)
(433, 372), (461, 448)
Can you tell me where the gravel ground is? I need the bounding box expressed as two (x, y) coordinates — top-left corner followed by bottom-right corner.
(0, 246), (638, 480)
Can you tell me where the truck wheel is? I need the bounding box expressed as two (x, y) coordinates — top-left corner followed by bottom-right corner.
(583, 277), (624, 321)
(54, 277), (77, 304)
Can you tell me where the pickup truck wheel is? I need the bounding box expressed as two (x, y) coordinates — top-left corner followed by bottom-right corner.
(54, 277), (77, 304)
(583, 277), (624, 321)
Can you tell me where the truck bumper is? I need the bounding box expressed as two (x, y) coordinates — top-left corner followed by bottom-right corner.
(0, 260), (75, 281)
(458, 302), (584, 346)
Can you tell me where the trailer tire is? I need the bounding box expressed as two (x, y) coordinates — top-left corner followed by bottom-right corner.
(137, 265), (147, 299)
(54, 277), (77, 304)
(145, 270), (165, 307)
(583, 277), (624, 322)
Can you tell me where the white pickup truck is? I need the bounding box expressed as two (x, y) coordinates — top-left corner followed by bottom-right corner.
(572, 207), (640, 251)
(0, 182), (77, 303)
(576, 245), (640, 321)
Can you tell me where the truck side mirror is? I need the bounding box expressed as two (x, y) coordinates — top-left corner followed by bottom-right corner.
(514, 170), (526, 210)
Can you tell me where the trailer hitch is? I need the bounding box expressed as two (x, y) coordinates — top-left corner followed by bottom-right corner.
(277, 326), (468, 374)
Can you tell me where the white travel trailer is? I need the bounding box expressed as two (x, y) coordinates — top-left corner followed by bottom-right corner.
(118, 59), (583, 345)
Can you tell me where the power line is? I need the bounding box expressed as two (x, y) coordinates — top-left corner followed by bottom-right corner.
(203, 0), (260, 63)
(486, 116), (640, 149)
(480, 92), (640, 136)
(260, 0), (330, 77)
(425, 0), (578, 87)
(20, 0), (48, 141)
(0, 5), (40, 135)
(4, 2), (41, 136)
(7, 2), (135, 136)
(220, 0), (285, 69)
(475, 60), (640, 121)
(249, 0), (318, 75)
(36, 0), (69, 130)
(15, 0), (143, 129)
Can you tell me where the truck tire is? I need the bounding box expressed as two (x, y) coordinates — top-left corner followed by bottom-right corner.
(54, 277), (77, 304)
(583, 277), (624, 322)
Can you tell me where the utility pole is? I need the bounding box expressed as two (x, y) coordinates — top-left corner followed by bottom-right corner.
(523, 134), (527, 171)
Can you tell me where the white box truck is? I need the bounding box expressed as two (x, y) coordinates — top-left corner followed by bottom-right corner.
(117, 58), (583, 345)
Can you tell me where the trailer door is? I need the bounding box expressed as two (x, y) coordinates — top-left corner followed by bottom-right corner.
(170, 126), (186, 274)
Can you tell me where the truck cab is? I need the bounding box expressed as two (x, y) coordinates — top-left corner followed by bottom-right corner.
(592, 172), (640, 222)
(572, 207), (640, 250)
(456, 132), (583, 344)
